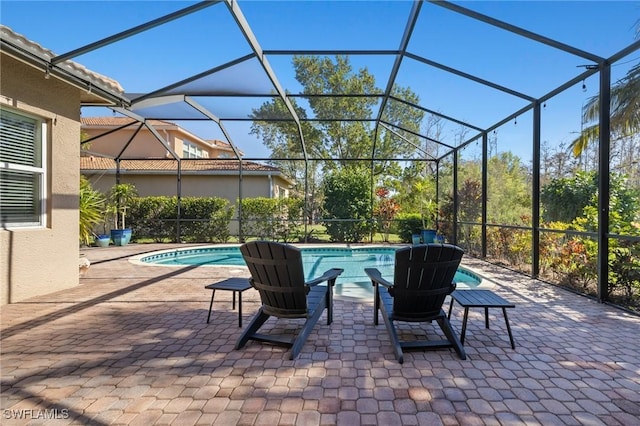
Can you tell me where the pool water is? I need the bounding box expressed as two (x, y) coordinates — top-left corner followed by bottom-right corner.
(139, 246), (482, 299)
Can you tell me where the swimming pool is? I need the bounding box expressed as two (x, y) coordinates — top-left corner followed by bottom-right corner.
(137, 245), (483, 299)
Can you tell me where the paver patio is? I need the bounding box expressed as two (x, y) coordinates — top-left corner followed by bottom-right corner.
(1, 243), (639, 425)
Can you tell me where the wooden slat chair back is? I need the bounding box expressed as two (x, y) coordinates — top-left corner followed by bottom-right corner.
(391, 244), (463, 322)
(241, 241), (308, 318)
(237, 241), (343, 359)
(365, 243), (466, 363)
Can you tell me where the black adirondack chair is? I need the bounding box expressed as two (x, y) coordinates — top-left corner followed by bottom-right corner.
(365, 244), (466, 363)
(236, 241), (343, 360)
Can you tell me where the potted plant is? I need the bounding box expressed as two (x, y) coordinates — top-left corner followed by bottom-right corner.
(79, 176), (107, 247)
(413, 179), (438, 244)
(94, 197), (114, 247)
(94, 233), (111, 247)
(107, 183), (137, 246)
(420, 199), (438, 244)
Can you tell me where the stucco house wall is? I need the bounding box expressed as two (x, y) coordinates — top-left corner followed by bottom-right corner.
(84, 172), (288, 200)
(0, 55), (82, 304)
(85, 122), (171, 158)
(80, 119), (293, 236)
(82, 159), (293, 235)
(1, 25), (124, 305)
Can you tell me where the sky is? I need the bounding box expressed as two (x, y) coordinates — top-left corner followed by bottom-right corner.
(1, 1), (639, 160)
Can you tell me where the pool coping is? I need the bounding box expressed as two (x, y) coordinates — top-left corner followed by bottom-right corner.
(128, 243), (496, 300)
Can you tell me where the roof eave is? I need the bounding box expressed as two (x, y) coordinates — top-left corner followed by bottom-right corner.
(0, 27), (129, 107)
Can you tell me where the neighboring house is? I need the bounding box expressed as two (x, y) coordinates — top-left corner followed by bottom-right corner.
(0, 26), (125, 304)
(80, 118), (294, 233)
(81, 117), (239, 160)
(81, 157), (293, 201)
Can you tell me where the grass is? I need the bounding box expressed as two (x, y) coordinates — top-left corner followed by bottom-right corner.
(131, 224), (404, 245)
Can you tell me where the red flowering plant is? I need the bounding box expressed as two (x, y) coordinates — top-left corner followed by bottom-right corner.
(374, 187), (400, 242)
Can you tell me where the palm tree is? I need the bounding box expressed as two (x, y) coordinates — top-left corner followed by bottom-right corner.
(79, 176), (105, 246)
(571, 21), (640, 157)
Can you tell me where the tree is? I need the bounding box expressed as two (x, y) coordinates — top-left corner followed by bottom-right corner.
(439, 177), (482, 246)
(541, 171), (598, 223)
(571, 62), (640, 157)
(541, 170), (640, 226)
(373, 187), (400, 242)
(571, 17), (640, 159)
(322, 166), (372, 242)
(250, 55), (424, 177)
(108, 183), (138, 230)
(486, 152), (531, 225)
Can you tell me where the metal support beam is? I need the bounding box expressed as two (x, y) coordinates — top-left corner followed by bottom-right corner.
(379, 123), (437, 160)
(130, 94), (188, 111)
(81, 120), (141, 146)
(457, 133), (489, 153)
(264, 49), (400, 56)
(373, 0), (422, 149)
(389, 95), (484, 133)
(177, 160), (182, 242)
(52, 1), (220, 64)
(452, 149), (459, 246)
(225, 0), (308, 161)
(1, 38), (129, 106)
(369, 152), (375, 244)
(532, 101), (541, 278)
(111, 107), (181, 160)
(380, 120), (456, 151)
(130, 54), (256, 104)
(238, 160), (244, 242)
(404, 52), (535, 102)
(539, 67), (600, 104)
(184, 96), (243, 159)
(378, 0), (421, 109)
(110, 107), (183, 240)
(434, 159), (440, 231)
(115, 122), (144, 159)
(485, 103), (535, 135)
(304, 161), (309, 243)
(598, 62), (611, 302)
(430, 0), (603, 63)
(608, 39), (640, 64)
(481, 132), (488, 258)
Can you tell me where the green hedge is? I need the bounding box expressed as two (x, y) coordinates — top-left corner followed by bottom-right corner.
(239, 197), (304, 242)
(395, 212), (423, 243)
(129, 196), (233, 242)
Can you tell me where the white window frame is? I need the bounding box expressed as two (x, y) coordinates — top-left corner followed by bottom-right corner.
(182, 140), (205, 159)
(0, 107), (47, 228)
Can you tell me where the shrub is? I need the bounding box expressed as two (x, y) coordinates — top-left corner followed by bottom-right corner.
(180, 197), (233, 242)
(395, 212), (422, 243)
(239, 197), (304, 242)
(129, 196), (233, 242)
(322, 167), (372, 243)
(79, 176), (105, 246)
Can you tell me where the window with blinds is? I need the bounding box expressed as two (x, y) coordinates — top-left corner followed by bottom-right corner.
(0, 108), (46, 227)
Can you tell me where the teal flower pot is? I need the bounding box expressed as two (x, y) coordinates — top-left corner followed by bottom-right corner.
(421, 229), (437, 244)
(111, 229), (131, 246)
(95, 235), (110, 247)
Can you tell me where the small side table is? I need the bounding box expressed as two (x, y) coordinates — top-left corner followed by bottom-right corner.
(205, 278), (252, 327)
(448, 289), (516, 349)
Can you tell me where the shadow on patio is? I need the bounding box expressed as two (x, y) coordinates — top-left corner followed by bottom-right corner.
(1, 243), (639, 425)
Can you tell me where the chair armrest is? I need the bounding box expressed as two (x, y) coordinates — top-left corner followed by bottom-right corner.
(364, 268), (393, 288)
(306, 268), (344, 287)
